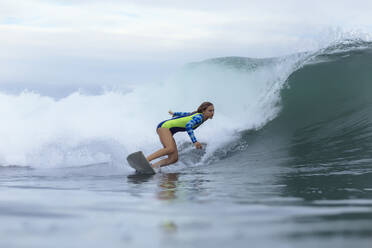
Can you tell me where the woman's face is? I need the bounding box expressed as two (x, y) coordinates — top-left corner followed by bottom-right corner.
(203, 105), (214, 119)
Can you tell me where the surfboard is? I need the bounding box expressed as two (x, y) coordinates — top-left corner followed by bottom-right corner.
(126, 151), (156, 174)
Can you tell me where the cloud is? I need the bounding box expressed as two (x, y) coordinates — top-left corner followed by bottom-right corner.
(2, 0), (371, 56)
(0, 0), (371, 97)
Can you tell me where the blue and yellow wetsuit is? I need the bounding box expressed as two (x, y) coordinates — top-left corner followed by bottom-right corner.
(157, 112), (204, 143)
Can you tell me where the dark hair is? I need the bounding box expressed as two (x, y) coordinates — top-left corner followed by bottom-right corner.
(191, 101), (214, 114)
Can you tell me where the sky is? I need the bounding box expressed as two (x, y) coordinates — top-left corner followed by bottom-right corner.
(1, 0), (372, 97)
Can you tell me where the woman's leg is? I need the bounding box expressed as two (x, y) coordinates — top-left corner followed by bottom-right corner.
(147, 128), (178, 167)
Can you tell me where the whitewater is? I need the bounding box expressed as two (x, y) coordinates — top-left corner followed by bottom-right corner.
(1, 38), (372, 248)
(0, 38), (317, 169)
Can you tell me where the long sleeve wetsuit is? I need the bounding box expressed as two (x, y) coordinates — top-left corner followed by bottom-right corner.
(157, 112), (204, 143)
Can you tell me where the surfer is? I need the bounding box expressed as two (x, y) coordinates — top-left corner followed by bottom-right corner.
(146, 102), (214, 168)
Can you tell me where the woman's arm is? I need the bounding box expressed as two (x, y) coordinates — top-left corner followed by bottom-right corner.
(169, 111), (191, 117)
(185, 114), (203, 145)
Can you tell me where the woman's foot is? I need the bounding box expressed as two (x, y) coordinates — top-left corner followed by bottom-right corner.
(151, 163), (161, 173)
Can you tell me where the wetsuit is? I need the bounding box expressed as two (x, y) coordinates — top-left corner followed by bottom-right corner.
(157, 112), (204, 143)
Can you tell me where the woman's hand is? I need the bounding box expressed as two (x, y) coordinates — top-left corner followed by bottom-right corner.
(168, 110), (174, 116)
(194, 142), (203, 149)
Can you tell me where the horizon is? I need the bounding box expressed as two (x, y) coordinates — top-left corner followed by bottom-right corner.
(1, 0), (372, 97)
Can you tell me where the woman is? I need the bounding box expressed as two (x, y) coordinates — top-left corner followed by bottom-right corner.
(147, 102), (214, 169)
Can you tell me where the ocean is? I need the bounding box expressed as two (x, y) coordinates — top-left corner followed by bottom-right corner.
(1, 40), (372, 248)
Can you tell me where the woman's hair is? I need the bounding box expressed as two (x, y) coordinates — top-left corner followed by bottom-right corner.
(191, 101), (213, 114)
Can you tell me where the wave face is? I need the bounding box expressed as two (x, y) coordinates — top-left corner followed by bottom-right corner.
(275, 43), (372, 168)
(222, 41), (372, 174)
(1, 40), (372, 170)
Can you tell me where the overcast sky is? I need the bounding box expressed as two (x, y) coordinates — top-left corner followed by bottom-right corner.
(1, 0), (371, 96)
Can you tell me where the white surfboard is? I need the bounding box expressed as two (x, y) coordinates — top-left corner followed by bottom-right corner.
(126, 151), (156, 174)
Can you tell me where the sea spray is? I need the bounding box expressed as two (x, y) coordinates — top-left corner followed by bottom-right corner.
(1, 40), (371, 168)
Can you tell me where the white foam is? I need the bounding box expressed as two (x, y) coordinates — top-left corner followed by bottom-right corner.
(0, 52), (309, 168)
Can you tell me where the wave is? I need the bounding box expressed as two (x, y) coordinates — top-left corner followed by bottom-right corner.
(1, 40), (372, 170)
(212, 41), (372, 170)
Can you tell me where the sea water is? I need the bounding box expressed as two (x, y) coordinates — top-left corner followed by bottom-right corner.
(1, 40), (372, 248)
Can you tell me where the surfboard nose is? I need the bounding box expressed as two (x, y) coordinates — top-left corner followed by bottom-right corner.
(127, 151), (156, 174)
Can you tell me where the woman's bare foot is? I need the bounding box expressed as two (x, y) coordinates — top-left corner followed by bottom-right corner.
(151, 163), (161, 173)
